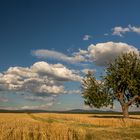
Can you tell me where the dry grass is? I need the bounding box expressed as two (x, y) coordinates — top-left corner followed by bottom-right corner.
(0, 113), (140, 140)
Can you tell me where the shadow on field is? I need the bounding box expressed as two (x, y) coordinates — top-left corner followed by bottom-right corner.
(89, 115), (140, 120)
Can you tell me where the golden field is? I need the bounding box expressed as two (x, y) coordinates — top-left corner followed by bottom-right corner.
(0, 113), (140, 140)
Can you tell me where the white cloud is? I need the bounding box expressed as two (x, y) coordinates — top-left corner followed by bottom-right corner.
(0, 103), (53, 110)
(21, 103), (53, 110)
(39, 85), (64, 94)
(112, 25), (140, 36)
(87, 42), (138, 66)
(69, 42), (138, 66)
(112, 26), (130, 37)
(24, 96), (54, 102)
(72, 49), (89, 63)
(6, 67), (38, 78)
(0, 61), (81, 94)
(32, 42), (139, 67)
(31, 61), (81, 81)
(32, 49), (85, 63)
(77, 49), (88, 55)
(81, 68), (96, 74)
(83, 35), (92, 41)
(64, 89), (81, 94)
(83, 104), (91, 110)
(0, 95), (55, 110)
(0, 106), (19, 110)
(128, 25), (140, 34)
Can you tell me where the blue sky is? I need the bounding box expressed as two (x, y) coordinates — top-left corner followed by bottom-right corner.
(0, 0), (140, 111)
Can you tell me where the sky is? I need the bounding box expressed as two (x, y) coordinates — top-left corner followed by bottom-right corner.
(0, 0), (140, 111)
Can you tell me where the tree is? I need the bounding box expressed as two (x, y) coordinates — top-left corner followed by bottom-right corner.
(82, 52), (140, 118)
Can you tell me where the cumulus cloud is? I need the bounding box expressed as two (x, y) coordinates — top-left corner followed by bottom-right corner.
(87, 42), (138, 66)
(0, 61), (81, 94)
(32, 41), (139, 67)
(128, 25), (140, 34)
(66, 42), (138, 66)
(112, 26), (130, 37)
(112, 25), (140, 36)
(72, 49), (89, 63)
(83, 35), (92, 41)
(32, 49), (85, 63)
(31, 61), (81, 81)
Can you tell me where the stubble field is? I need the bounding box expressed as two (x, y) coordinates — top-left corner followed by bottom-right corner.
(0, 113), (140, 140)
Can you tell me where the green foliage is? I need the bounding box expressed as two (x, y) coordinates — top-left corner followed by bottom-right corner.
(82, 72), (113, 108)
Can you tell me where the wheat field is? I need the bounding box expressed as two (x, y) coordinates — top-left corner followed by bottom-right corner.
(0, 113), (140, 140)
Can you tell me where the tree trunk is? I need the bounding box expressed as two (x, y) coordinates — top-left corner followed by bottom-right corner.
(121, 104), (129, 118)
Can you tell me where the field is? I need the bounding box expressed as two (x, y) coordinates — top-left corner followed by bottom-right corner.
(0, 113), (140, 140)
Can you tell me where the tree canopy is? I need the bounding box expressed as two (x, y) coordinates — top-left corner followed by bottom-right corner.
(82, 52), (140, 117)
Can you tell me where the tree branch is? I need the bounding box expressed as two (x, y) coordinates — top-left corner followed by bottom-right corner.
(127, 95), (140, 106)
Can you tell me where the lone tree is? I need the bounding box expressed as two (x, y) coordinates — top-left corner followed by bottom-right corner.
(82, 52), (140, 117)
